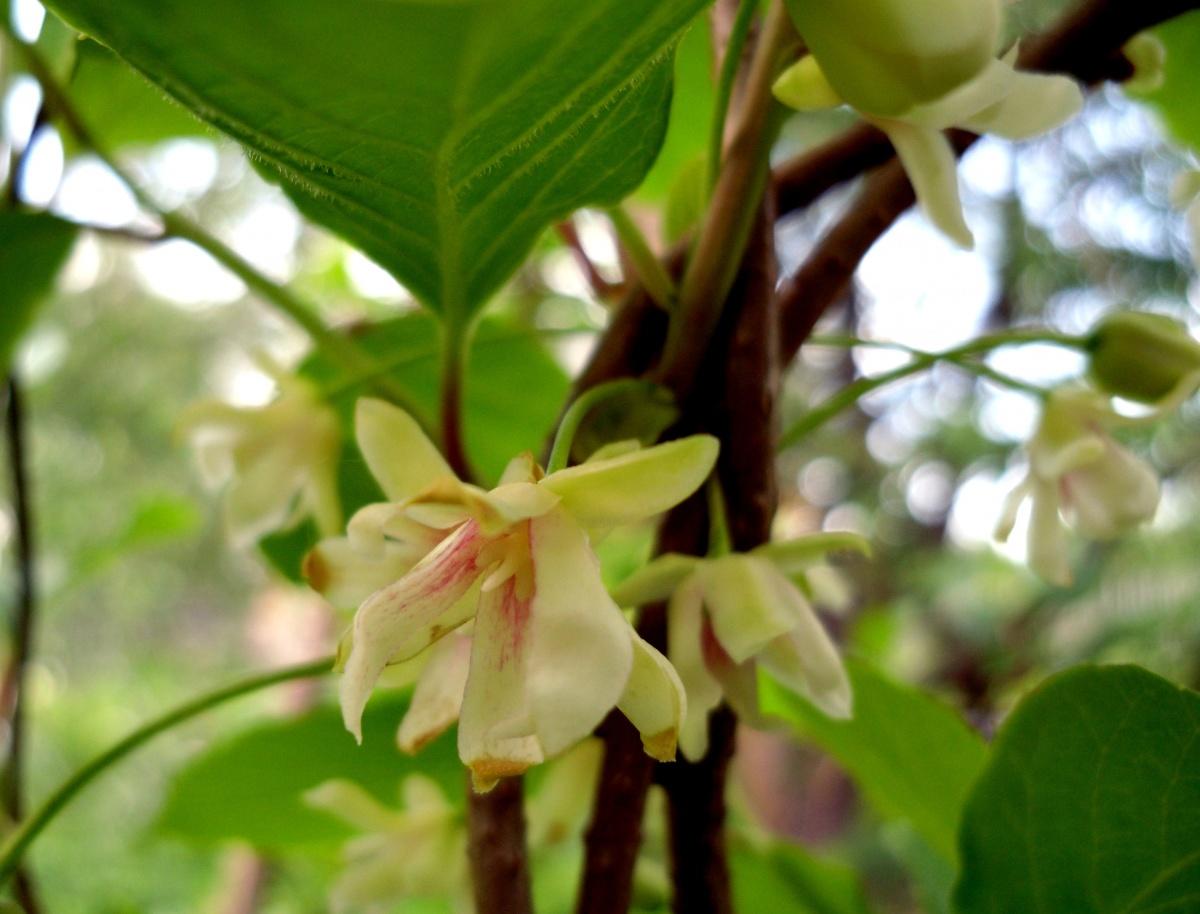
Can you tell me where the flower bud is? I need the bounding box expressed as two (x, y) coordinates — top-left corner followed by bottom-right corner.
(783, 0), (1001, 117)
(1086, 311), (1200, 404)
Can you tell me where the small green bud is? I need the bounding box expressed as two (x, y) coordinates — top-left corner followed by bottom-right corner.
(783, 0), (1001, 116)
(1087, 311), (1200, 404)
(1122, 33), (1167, 94)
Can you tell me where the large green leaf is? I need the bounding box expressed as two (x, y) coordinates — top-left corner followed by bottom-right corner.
(760, 658), (987, 865)
(260, 313), (569, 580)
(0, 211), (78, 377)
(157, 692), (462, 850)
(954, 665), (1200, 914)
(1138, 12), (1200, 152)
(44, 0), (708, 325)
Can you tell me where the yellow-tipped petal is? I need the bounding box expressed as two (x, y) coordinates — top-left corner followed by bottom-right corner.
(773, 56), (844, 111)
(541, 434), (719, 528)
(355, 398), (452, 502)
(617, 632), (686, 762)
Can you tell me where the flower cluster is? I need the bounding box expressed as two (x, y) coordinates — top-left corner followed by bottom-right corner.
(308, 399), (713, 790)
(774, 0), (1083, 247)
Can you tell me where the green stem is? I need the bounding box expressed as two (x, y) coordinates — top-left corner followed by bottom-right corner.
(781, 330), (1088, 449)
(0, 656), (334, 888)
(545, 379), (664, 474)
(708, 0), (759, 193)
(705, 480), (732, 557)
(604, 205), (676, 310)
(6, 31), (422, 418)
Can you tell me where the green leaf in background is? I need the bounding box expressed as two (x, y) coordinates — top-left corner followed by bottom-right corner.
(43, 0), (707, 326)
(259, 313), (569, 580)
(760, 658), (987, 865)
(731, 838), (876, 914)
(0, 211), (78, 378)
(64, 41), (208, 153)
(157, 691), (461, 851)
(954, 665), (1200, 914)
(1135, 12), (1200, 152)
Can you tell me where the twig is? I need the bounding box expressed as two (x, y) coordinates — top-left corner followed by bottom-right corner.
(467, 777), (534, 914)
(554, 219), (619, 301)
(0, 380), (41, 914)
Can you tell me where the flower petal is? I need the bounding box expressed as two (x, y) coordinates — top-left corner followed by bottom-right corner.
(223, 442), (308, 544)
(751, 532), (872, 576)
(609, 553), (703, 607)
(617, 632), (686, 761)
(878, 120), (973, 248)
(759, 621), (853, 720)
(1027, 480), (1072, 586)
(304, 779), (404, 832)
(994, 475), (1032, 542)
(458, 575), (544, 792)
(397, 632), (472, 754)
(962, 71), (1082, 140)
(773, 56), (844, 111)
(1063, 443), (1160, 539)
(526, 508), (634, 757)
(668, 577), (724, 762)
(701, 555), (807, 664)
(304, 535), (422, 610)
(540, 435), (718, 527)
(355, 398), (452, 502)
(340, 521), (484, 742)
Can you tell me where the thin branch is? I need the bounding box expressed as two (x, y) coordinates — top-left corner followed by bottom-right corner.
(0, 380), (40, 914)
(554, 219), (620, 301)
(467, 777), (534, 914)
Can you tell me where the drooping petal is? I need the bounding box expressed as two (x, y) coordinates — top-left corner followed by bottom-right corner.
(304, 535), (423, 610)
(397, 632), (472, 754)
(668, 578), (724, 762)
(340, 522), (485, 742)
(1027, 479), (1072, 586)
(540, 435), (719, 528)
(526, 508), (634, 757)
(878, 120), (973, 248)
(609, 553), (703, 607)
(701, 555), (807, 664)
(526, 739), (604, 847)
(355, 398), (452, 502)
(1062, 443), (1160, 540)
(617, 632), (686, 762)
(994, 475), (1032, 542)
(962, 70), (1082, 140)
(759, 621), (853, 720)
(458, 575), (544, 791)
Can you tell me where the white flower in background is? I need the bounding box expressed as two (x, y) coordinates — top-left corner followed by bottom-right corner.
(179, 361), (342, 543)
(1172, 170), (1200, 269)
(995, 385), (1182, 586)
(774, 0), (1083, 246)
(306, 775), (469, 914)
(610, 534), (866, 760)
(318, 398), (716, 790)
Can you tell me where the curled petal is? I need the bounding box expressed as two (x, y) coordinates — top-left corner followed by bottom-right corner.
(541, 435), (719, 528)
(757, 603), (852, 720)
(340, 522), (484, 743)
(617, 633), (687, 762)
(609, 553), (702, 607)
(668, 578), (724, 762)
(355, 398), (452, 502)
(304, 535), (424, 610)
(879, 120), (973, 248)
(397, 632), (473, 754)
(458, 576), (544, 792)
(526, 508), (634, 757)
(701, 555), (808, 664)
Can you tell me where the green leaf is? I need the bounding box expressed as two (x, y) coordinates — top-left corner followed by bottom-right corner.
(760, 657), (987, 865)
(954, 665), (1200, 914)
(260, 313), (569, 580)
(1137, 13), (1200, 152)
(731, 838), (875, 914)
(0, 211), (78, 378)
(63, 39), (209, 153)
(157, 691), (461, 850)
(44, 0), (708, 326)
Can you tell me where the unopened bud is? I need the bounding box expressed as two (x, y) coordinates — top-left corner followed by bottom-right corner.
(1087, 311), (1200, 403)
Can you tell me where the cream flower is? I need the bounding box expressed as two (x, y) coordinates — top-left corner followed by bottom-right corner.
(305, 775), (468, 914)
(774, 0), (1083, 247)
(179, 364), (341, 544)
(321, 399), (716, 790)
(611, 534), (866, 761)
(994, 384), (1191, 585)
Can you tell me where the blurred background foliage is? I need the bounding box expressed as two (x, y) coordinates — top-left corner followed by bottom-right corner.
(1, 0), (1199, 911)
